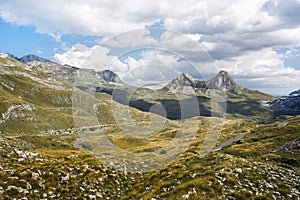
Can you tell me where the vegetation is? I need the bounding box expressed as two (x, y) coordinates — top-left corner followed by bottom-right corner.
(0, 57), (299, 199)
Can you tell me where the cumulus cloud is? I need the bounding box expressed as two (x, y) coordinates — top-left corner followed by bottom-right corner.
(2, 0), (300, 94)
(54, 44), (201, 88)
(54, 44), (128, 73)
(263, 0), (300, 26)
(103, 29), (157, 48)
(122, 50), (186, 87)
(54, 30), (219, 84)
(215, 48), (300, 94)
(0, 0), (163, 36)
(2, 0), (300, 57)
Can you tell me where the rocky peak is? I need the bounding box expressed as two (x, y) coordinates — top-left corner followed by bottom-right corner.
(97, 70), (122, 83)
(19, 54), (51, 63)
(170, 73), (197, 88)
(206, 70), (236, 89)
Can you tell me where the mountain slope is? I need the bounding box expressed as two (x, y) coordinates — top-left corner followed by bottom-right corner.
(0, 54), (274, 124)
(269, 89), (300, 116)
(0, 56), (164, 135)
(158, 70), (273, 120)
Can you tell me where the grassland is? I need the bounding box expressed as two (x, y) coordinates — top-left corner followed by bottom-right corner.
(1, 113), (299, 199)
(0, 57), (299, 199)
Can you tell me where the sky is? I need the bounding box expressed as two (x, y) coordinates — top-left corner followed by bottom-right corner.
(1, 0), (300, 95)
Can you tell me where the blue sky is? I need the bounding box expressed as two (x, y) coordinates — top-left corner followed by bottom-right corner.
(0, 19), (59, 58)
(1, 0), (300, 95)
(0, 19), (100, 59)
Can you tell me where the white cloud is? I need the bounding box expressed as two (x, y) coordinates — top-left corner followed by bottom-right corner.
(215, 48), (300, 94)
(0, 0), (282, 36)
(1, 0), (300, 56)
(103, 29), (157, 48)
(2, 0), (300, 94)
(0, 0), (163, 36)
(54, 44), (128, 73)
(55, 42), (300, 94)
(123, 50), (183, 86)
(54, 44), (207, 88)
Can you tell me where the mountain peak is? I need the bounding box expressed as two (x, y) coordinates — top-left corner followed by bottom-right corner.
(217, 70), (229, 76)
(169, 73), (197, 88)
(207, 70), (236, 89)
(168, 71), (237, 90)
(180, 73), (195, 81)
(19, 54), (51, 63)
(97, 70), (122, 83)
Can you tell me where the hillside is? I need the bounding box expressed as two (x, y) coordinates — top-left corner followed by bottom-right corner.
(0, 112), (299, 199)
(0, 54), (299, 199)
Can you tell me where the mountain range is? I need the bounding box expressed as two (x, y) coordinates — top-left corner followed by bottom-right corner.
(0, 52), (300, 199)
(0, 52), (51, 63)
(2, 52), (296, 119)
(0, 51), (272, 133)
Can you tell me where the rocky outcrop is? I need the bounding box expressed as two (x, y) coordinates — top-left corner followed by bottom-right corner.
(270, 89), (300, 110)
(278, 138), (300, 151)
(26, 61), (77, 83)
(169, 73), (198, 88)
(269, 89), (300, 116)
(97, 70), (122, 83)
(206, 70), (236, 90)
(290, 89), (300, 96)
(168, 70), (236, 91)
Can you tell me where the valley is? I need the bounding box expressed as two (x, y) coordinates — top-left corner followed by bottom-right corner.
(0, 54), (299, 199)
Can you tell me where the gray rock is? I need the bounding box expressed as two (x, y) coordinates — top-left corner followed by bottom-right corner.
(97, 70), (122, 83)
(278, 138), (300, 151)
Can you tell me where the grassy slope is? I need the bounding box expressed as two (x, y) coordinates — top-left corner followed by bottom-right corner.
(0, 115), (299, 199)
(123, 116), (300, 199)
(0, 57), (298, 199)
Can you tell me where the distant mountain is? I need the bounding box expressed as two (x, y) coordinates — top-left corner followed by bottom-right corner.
(0, 52), (52, 63)
(19, 54), (51, 63)
(290, 89), (300, 96)
(0, 53), (274, 119)
(97, 70), (122, 84)
(168, 70), (237, 91)
(17, 54), (122, 85)
(269, 89), (300, 116)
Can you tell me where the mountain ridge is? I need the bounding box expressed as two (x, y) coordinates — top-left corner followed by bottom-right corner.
(19, 54), (51, 63)
(0, 53), (274, 96)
